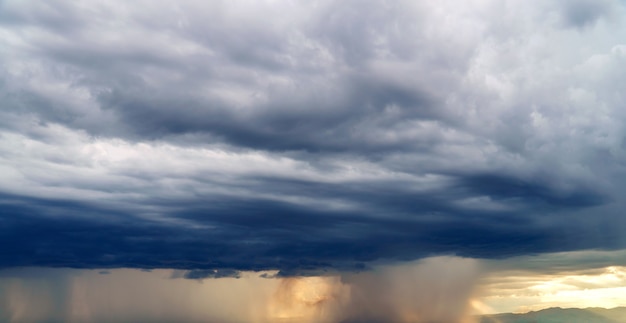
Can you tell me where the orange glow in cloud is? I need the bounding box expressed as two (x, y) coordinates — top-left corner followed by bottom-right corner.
(268, 276), (349, 322)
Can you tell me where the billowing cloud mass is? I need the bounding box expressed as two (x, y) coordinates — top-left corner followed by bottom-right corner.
(1, 0), (626, 277)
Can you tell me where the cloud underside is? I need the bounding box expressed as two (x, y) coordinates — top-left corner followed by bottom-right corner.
(0, 187), (617, 274)
(1, 0), (626, 274)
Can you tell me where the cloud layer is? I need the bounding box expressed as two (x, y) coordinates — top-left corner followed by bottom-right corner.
(1, 0), (626, 273)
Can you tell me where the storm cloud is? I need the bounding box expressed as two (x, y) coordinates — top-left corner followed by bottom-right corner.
(1, 0), (626, 275)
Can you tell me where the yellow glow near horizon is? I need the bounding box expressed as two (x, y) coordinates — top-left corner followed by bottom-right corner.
(480, 265), (626, 314)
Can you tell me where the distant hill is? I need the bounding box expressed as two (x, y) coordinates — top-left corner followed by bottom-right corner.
(479, 307), (626, 323)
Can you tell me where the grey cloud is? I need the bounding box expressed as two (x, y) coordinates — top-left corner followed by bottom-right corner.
(1, 0), (457, 153)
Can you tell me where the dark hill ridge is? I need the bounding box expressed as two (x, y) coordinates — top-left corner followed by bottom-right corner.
(479, 307), (626, 323)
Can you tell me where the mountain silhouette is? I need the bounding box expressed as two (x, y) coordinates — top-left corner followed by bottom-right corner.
(479, 307), (626, 323)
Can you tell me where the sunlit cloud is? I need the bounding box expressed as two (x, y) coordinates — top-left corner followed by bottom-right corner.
(479, 251), (626, 313)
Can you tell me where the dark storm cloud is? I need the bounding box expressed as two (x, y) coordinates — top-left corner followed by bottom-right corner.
(458, 173), (608, 209)
(486, 249), (626, 275)
(556, 0), (617, 28)
(1, 0), (626, 274)
(177, 269), (241, 280)
(0, 180), (617, 275)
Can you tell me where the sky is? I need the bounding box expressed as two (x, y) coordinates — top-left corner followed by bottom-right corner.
(1, 0), (626, 322)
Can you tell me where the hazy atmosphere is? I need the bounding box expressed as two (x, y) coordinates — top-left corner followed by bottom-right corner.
(1, 0), (626, 322)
